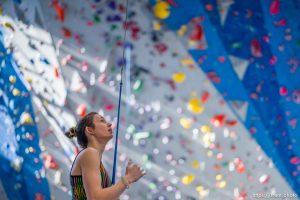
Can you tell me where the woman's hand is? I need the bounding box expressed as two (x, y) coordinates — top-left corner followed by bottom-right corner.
(124, 160), (146, 184)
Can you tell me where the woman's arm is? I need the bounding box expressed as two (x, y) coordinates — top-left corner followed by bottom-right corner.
(81, 148), (128, 200)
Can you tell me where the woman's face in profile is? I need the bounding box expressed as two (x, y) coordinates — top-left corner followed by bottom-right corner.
(92, 114), (113, 141)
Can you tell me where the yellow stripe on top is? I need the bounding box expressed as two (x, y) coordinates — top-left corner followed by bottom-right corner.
(100, 162), (112, 188)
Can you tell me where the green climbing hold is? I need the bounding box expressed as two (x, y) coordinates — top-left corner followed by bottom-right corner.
(94, 15), (101, 23)
(133, 79), (144, 93)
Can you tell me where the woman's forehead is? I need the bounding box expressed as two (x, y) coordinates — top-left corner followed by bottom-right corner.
(93, 114), (104, 121)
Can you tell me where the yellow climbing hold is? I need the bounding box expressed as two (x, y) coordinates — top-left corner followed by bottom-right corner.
(3, 22), (15, 31)
(177, 25), (187, 36)
(196, 185), (204, 192)
(12, 88), (20, 96)
(201, 125), (211, 133)
(153, 21), (161, 31)
(181, 58), (194, 66)
(9, 75), (16, 84)
(188, 98), (204, 114)
(191, 160), (200, 168)
(154, 1), (170, 19)
(217, 180), (227, 188)
(172, 72), (186, 83)
(20, 112), (33, 124)
(216, 174), (223, 181)
(182, 175), (194, 185)
(179, 117), (193, 129)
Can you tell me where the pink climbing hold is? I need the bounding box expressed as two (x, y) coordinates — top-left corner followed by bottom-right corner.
(205, 4), (214, 11)
(269, 56), (277, 65)
(250, 39), (263, 58)
(166, 0), (177, 6)
(263, 36), (270, 43)
(105, 104), (114, 111)
(279, 86), (288, 96)
(61, 27), (72, 38)
(226, 120), (238, 127)
(218, 56), (225, 63)
(74, 33), (81, 45)
(154, 43), (168, 54)
(201, 90), (210, 103)
(54, 66), (59, 78)
(80, 61), (89, 72)
(288, 118), (297, 129)
(290, 157), (300, 165)
(207, 72), (221, 83)
(35, 193), (44, 200)
(190, 24), (204, 41)
(275, 18), (287, 27)
(270, 0), (280, 15)
(249, 127), (257, 134)
(44, 154), (59, 169)
(234, 158), (246, 173)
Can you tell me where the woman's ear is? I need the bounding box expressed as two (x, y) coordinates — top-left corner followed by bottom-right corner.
(85, 127), (94, 135)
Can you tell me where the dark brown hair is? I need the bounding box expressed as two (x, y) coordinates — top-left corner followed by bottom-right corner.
(65, 112), (98, 148)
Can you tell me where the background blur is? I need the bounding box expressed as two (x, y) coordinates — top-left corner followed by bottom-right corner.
(0, 0), (300, 199)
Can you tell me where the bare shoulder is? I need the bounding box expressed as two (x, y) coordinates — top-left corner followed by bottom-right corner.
(78, 148), (100, 165)
(81, 147), (99, 155)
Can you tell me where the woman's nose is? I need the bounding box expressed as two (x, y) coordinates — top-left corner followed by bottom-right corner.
(107, 123), (112, 127)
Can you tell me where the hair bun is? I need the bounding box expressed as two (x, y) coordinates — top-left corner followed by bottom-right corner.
(66, 126), (77, 138)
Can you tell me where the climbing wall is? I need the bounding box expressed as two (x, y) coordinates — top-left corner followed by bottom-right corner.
(0, 0), (298, 199)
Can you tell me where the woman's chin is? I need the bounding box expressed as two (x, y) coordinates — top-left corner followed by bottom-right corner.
(101, 134), (113, 141)
(108, 134), (113, 139)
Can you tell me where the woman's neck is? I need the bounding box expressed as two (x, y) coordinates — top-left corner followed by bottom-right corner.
(87, 141), (106, 158)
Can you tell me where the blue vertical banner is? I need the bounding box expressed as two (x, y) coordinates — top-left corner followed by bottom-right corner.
(0, 28), (50, 200)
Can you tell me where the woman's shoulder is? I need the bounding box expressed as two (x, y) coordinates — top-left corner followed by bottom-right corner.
(81, 147), (98, 154)
(78, 147), (100, 163)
